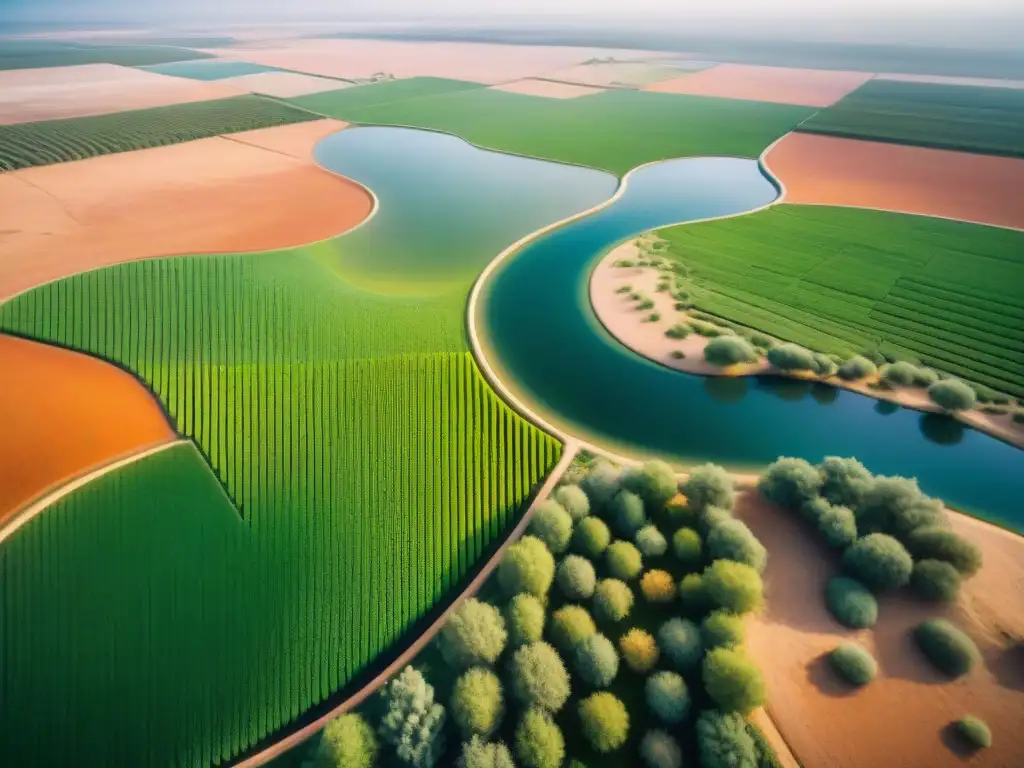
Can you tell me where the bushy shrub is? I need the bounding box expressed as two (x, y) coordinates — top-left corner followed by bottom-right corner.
(767, 343), (816, 371)
(452, 667), (504, 737)
(665, 323), (690, 339)
(529, 500), (574, 555)
(580, 460), (622, 509)
(640, 730), (682, 768)
(856, 476), (945, 539)
(499, 535), (556, 598)
(818, 456), (872, 508)
(635, 524), (668, 557)
(703, 559), (764, 614)
(677, 573), (707, 616)
(578, 692), (630, 753)
(508, 643), (571, 715)
(699, 505), (735, 538)
(825, 577), (878, 629)
(439, 599), (508, 669)
(955, 716), (992, 750)
(672, 527), (703, 569)
(641, 569), (676, 603)
(912, 559), (962, 602)
(663, 494), (697, 526)
(610, 490), (647, 537)
(705, 336), (758, 366)
(458, 736), (515, 768)
(606, 540), (644, 581)
(913, 367), (939, 387)
(379, 667), (446, 768)
(696, 709), (757, 768)
(702, 610), (745, 649)
(818, 503), (858, 549)
(837, 355), (877, 381)
(913, 619), (980, 677)
(550, 605), (596, 651)
(593, 578), (634, 623)
(622, 460), (678, 509)
(573, 515), (611, 559)
(681, 464), (735, 514)
(658, 618), (704, 672)
(506, 593), (545, 648)
(645, 670), (690, 724)
(574, 633), (620, 688)
(842, 533), (913, 592)
(557, 555), (597, 601)
(928, 379), (977, 411)
(619, 628), (659, 673)
(553, 484), (590, 521)
(800, 495), (830, 524)
(759, 457), (822, 510)
(514, 707), (564, 768)
(812, 352), (837, 377)
(706, 518), (768, 573)
(311, 713), (378, 768)
(881, 361), (921, 387)
(702, 647), (766, 714)
(906, 526), (982, 576)
(828, 643), (877, 686)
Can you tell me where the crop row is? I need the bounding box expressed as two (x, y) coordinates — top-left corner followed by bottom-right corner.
(878, 297), (1024, 354)
(893, 278), (1024, 322)
(884, 289), (1024, 343)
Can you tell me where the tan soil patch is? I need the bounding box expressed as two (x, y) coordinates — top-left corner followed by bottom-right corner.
(739, 490), (1024, 768)
(488, 78), (605, 99)
(0, 119), (372, 300)
(875, 73), (1024, 90)
(644, 64), (873, 107)
(540, 61), (683, 88)
(0, 333), (175, 524)
(0, 63), (247, 124)
(765, 133), (1024, 230)
(203, 39), (665, 84)
(217, 70), (353, 97)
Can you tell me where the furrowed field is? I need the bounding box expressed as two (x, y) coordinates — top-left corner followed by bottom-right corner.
(0, 245), (560, 766)
(0, 95), (318, 170)
(0, 39), (212, 71)
(797, 78), (1024, 157)
(289, 80), (815, 174)
(288, 76), (485, 114)
(658, 205), (1024, 396)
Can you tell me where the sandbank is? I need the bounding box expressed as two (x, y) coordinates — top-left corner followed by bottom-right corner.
(739, 489), (1024, 768)
(765, 133), (1024, 230)
(644, 64), (873, 107)
(589, 241), (1024, 449)
(0, 334), (175, 523)
(488, 78), (605, 99)
(0, 63), (246, 124)
(217, 70), (353, 97)
(0, 119), (372, 300)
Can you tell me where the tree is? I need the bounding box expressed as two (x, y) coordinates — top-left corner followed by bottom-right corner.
(704, 336), (758, 366)
(817, 503), (857, 549)
(514, 707), (565, 768)
(702, 560), (764, 614)
(677, 573), (707, 617)
(593, 578), (634, 623)
(645, 670), (690, 725)
(528, 500), (574, 554)
(553, 484), (590, 521)
(640, 730), (682, 768)
(580, 460), (622, 509)
(880, 361), (920, 387)
(578, 692), (629, 753)
(657, 617), (703, 672)
(557, 555), (597, 601)
(913, 619), (980, 677)
(837, 355), (877, 381)
(610, 490), (646, 538)
(812, 352), (837, 377)
(439, 599), (507, 669)
(550, 605), (597, 651)
(621, 460), (678, 509)
(378, 667), (446, 768)
(818, 456), (872, 508)
(635, 524), (668, 557)
(572, 516), (611, 559)
(605, 540), (643, 581)
(641, 569), (676, 603)
(767, 343), (816, 371)
(842, 533), (913, 593)
(827, 643), (877, 686)
(506, 593), (545, 648)
(457, 736), (515, 768)
(906, 526), (982, 576)
(451, 667), (504, 737)
(825, 576), (878, 629)
(855, 476), (945, 540)
(672, 527), (703, 569)
(574, 633), (620, 688)
(619, 628), (659, 673)
(955, 716), (992, 750)
(681, 464), (734, 514)
(758, 457), (821, 510)
(508, 642), (571, 712)
(706, 518), (767, 573)
(701, 610), (744, 649)
(498, 535), (555, 598)
(702, 648), (766, 714)
(310, 713), (378, 768)
(928, 379), (977, 411)
(696, 710), (757, 768)
(911, 559), (962, 602)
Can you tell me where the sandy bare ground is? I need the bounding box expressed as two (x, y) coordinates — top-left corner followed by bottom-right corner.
(740, 490), (1024, 768)
(644, 64), (873, 107)
(765, 133), (1024, 230)
(217, 70), (353, 97)
(590, 242), (1024, 449)
(0, 63), (247, 124)
(0, 119), (372, 301)
(488, 78), (605, 99)
(203, 39), (665, 84)
(540, 61), (683, 88)
(874, 73), (1024, 90)
(0, 333), (175, 524)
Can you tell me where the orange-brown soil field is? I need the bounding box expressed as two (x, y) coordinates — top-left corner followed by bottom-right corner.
(645, 64), (872, 107)
(0, 63), (247, 124)
(740, 491), (1024, 768)
(0, 334), (176, 523)
(0, 119), (373, 300)
(766, 133), (1024, 230)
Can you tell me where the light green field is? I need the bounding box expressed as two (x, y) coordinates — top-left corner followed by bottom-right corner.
(287, 76), (484, 114)
(289, 78), (816, 174)
(658, 204), (1024, 396)
(139, 59), (282, 80)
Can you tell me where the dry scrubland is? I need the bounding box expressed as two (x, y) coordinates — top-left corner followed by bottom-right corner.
(0, 119), (372, 300)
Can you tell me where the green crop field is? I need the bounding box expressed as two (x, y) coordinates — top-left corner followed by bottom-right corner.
(287, 76), (485, 114)
(658, 205), (1024, 396)
(0, 95), (319, 170)
(0, 40), (212, 70)
(0, 240), (561, 766)
(290, 79), (815, 174)
(139, 59), (283, 80)
(797, 78), (1024, 157)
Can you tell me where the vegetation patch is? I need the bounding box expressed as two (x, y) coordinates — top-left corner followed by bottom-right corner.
(827, 643), (878, 686)
(913, 619), (981, 677)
